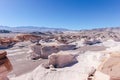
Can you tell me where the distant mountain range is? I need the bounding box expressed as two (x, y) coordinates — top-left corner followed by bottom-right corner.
(83, 27), (120, 32)
(0, 26), (69, 32)
(0, 25), (120, 33)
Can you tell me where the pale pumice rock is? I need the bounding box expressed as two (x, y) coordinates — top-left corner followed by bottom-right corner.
(28, 41), (76, 60)
(28, 43), (59, 59)
(0, 38), (17, 49)
(48, 51), (78, 68)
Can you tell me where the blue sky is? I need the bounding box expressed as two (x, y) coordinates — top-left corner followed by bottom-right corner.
(0, 0), (120, 30)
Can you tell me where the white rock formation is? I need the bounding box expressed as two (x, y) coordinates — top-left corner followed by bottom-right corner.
(10, 50), (109, 80)
(48, 51), (78, 68)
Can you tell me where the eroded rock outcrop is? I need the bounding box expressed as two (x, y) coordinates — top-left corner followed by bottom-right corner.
(84, 39), (102, 45)
(48, 51), (78, 68)
(10, 50), (112, 80)
(29, 43), (59, 59)
(28, 41), (76, 60)
(93, 52), (120, 80)
(14, 34), (41, 42)
(0, 38), (18, 49)
(0, 51), (13, 80)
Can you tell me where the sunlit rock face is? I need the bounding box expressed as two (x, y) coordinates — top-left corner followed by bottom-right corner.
(0, 38), (18, 49)
(92, 51), (120, 80)
(9, 40), (114, 80)
(0, 51), (13, 80)
(91, 40), (120, 80)
(48, 51), (78, 68)
(14, 34), (41, 42)
(10, 39), (120, 80)
(97, 53), (120, 80)
(29, 43), (59, 59)
(29, 43), (42, 60)
(28, 41), (76, 60)
(12, 50), (109, 80)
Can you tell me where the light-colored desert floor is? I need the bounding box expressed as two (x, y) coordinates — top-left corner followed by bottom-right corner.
(5, 41), (48, 77)
(5, 41), (106, 77)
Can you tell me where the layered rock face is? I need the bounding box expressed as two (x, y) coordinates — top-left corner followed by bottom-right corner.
(48, 51), (78, 68)
(0, 51), (13, 80)
(28, 41), (76, 59)
(93, 52), (120, 80)
(29, 43), (59, 59)
(14, 34), (41, 42)
(0, 38), (18, 49)
(87, 40), (120, 80)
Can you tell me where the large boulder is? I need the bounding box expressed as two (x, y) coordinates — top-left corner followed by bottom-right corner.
(40, 46), (59, 59)
(0, 51), (13, 80)
(48, 51), (78, 68)
(29, 43), (42, 60)
(29, 43), (59, 59)
(29, 41), (76, 60)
